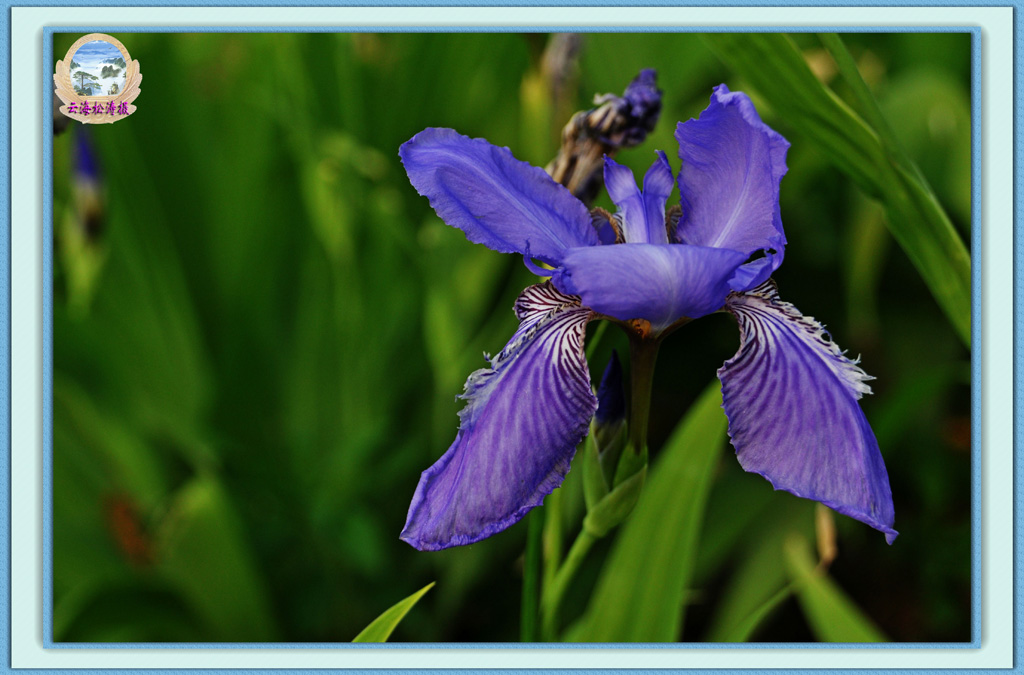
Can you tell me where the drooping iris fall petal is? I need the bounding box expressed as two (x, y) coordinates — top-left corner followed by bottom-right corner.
(400, 282), (597, 551)
(718, 281), (897, 543)
(400, 128), (598, 265)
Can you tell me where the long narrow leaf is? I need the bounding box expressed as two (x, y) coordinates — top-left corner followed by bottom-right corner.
(716, 587), (793, 643)
(352, 582), (435, 642)
(706, 501), (814, 641)
(784, 535), (887, 642)
(703, 33), (970, 347)
(572, 381), (727, 641)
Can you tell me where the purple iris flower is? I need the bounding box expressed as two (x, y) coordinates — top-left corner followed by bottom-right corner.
(399, 84), (897, 551)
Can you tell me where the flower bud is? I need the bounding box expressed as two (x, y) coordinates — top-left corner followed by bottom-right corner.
(546, 69), (663, 203)
(594, 350), (625, 449)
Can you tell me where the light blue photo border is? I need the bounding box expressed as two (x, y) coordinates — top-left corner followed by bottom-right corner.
(9, 2), (1012, 671)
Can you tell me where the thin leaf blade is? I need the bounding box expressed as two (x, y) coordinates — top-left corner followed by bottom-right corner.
(352, 582), (435, 643)
(784, 534), (888, 642)
(705, 500), (815, 642)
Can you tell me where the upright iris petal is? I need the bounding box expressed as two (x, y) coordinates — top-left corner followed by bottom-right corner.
(640, 151), (674, 245)
(675, 84), (789, 292)
(603, 158), (649, 244)
(603, 153), (673, 245)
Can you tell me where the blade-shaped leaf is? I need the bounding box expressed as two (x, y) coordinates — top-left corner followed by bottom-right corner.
(716, 587), (793, 643)
(784, 534), (888, 642)
(154, 476), (279, 641)
(703, 33), (970, 347)
(572, 380), (727, 641)
(352, 582), (435, 642)
(706, 500), (815, 641)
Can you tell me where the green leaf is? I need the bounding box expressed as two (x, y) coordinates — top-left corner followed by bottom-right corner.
(843, 195), (890, 341)
(352, 582), (435, 642)
(154, 476), (279, 641)
(572, 380), (727, 641)
(783, 534), (888, 642)
(879, 69), (972, 226)
(703, 33), (970, 347)
(581, 433), (609, 511)
(716, 586), (793, 643)
(581, 466), (645, 538)
(705, 500), (814, 642)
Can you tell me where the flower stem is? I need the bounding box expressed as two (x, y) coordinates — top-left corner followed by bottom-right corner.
(629, 335), (659, 452)
(542, 487), (563, 591)
(540, 528), (597, 640)
(615, 332), (660, 484)
(520, 510), (544, 642)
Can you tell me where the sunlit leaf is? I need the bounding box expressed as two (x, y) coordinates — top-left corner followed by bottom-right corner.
(352, 582), (435, 642)
(705, 500), (814, 642)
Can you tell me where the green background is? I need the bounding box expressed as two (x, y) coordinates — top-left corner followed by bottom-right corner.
(52, 32), (971, 643)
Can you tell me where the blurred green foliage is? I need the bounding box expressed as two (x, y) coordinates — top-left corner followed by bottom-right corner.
(53, 32), (971, 643)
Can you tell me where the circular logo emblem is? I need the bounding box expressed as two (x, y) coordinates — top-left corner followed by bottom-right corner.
(54, 33), (142, 124)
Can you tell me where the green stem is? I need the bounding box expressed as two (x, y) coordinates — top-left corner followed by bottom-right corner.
(540, 529), (597, 640)
(520, 510), (543, 642)
(542, 488), (563, 592)
(628, 335), (659, 454)
(615, 332), (660, 484)
(585, 320), (608, 360)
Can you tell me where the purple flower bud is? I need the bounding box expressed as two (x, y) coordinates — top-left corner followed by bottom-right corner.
(547, 70), (663, 204)
(595, 350), (625, 426)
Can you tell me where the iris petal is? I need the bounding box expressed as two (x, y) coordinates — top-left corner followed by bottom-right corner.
(675, 85), (789, 257)
(728, 247), (786, 293)
(401, 282), (597, 550)
(552, 243), (747, 332)
(718, 281), (897, 543)
(603, 158), (648, 244)
(641, 151), (673, 245)
(400, 128), (598, 265)
(603, 154), (674, 245)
